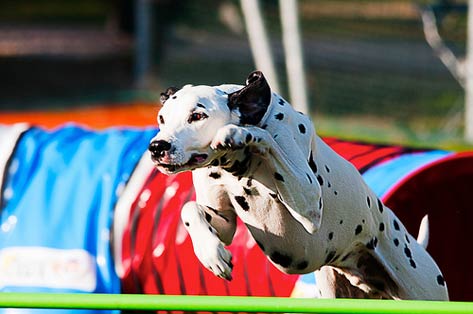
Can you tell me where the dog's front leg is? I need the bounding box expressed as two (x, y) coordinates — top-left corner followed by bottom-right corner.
(181, 201), (236, 280)
(211, 124), (322, 234)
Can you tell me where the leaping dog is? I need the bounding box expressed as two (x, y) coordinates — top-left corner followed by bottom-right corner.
(149, 71), (449, 300)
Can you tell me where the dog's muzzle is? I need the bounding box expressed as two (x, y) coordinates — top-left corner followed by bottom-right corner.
(149, 139), (210, 173)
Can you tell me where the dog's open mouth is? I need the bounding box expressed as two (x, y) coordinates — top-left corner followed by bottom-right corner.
(158, 153), (209, 173)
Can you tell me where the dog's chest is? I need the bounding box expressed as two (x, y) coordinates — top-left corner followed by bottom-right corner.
(222, 168), (279, 221)
(214, 170), (324, 273)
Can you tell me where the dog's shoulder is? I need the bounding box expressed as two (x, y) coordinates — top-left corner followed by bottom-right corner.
(261, 93), (316, 156)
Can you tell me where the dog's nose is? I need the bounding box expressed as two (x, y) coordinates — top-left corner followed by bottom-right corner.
(149, 140), (171, 158)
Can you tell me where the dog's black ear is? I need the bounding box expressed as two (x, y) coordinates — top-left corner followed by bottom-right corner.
(160, 87), (179, 104)
(228, 71), (271, 125)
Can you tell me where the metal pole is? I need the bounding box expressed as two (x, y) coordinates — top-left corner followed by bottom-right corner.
(240, 0), (280, 93)
(0, 293), (472, 313)
(134, 0), (152, 88)
(279, 0), (309, 114)
(466, 0), (473, 142)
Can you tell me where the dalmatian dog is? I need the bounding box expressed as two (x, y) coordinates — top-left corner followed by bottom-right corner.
(148, 71), (449, 300)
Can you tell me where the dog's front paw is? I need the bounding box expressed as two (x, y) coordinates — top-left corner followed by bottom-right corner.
(194, 236), (233, 280)
(211, 125), (250, 151)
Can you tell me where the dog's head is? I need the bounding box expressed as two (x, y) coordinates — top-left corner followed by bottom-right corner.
(149, 71), (271, 174)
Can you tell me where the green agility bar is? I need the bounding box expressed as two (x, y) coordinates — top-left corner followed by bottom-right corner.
(0, 293), (472, 314)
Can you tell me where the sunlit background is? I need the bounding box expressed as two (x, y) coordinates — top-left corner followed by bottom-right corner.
(0, 0), (470, 148)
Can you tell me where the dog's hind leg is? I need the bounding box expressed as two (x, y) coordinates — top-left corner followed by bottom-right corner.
(369, 216), (449, 300)
(315, 266), (370, 298)
(181, 201), (237, 280)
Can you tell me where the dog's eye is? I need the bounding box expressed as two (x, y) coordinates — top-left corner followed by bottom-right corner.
(188, 112), (208, 123)
(159, 115), (165, 125)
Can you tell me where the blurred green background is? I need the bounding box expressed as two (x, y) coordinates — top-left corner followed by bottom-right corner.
(0, 0), (470, 149)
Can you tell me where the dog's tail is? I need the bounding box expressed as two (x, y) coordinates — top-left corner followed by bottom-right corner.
(416, 214), (430, 249)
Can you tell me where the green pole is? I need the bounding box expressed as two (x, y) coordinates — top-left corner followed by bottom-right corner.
(0, 293), (472, 314)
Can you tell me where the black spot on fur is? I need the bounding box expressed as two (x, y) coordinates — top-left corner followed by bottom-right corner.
(220, 156), (228, 165)
(410, 259), (417, 268)
(325, 251), (337, 264)
(296, 261), (308, 270)
(379, 222), (385, 232)
(245, 133), (253, 143)
(393, 238), (399, 246)
(306, 173), (313, 184)
(160, 87), (179, 104)
(225, 151), (252, 177)
(339, 220), (344, 224)
(325, 165), (330, 173)
(243, 187), (252, 195)
(205, 212), (212, 223)
(247, 177), (253, 187)
(209, 172), (221, 179)
(366, 237), (378, 250)
(437, 275), (445, 286)
(196, 103), (206, 108)
(355, 225), (363, 235)
(308, 151), (318, 173)
(298, 124), (306, 134)
(327, 181), (331, 188)
(334, 191), (338, 195)
(270, 251), (292, 268)
(234, 196), (250, 211)
(184, 222), (190, 227)
(393, 220), (400, 231)
(227, 160), (249, 176)
(404, 245), (412, 259)
(317, 175), (324, 186)
(274, 172), (285, 181)
(172, 95), (177, 99)
(366, 196), (371, 208)
(275, 113), (284, 120)
(278, 98), (285, 106)
(273, 134), (278, 139)
(377, 198), (384, 213)
(405, 234), (411, 243)
(318, 198), (323, 210)
(328, 232), (334, 240)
